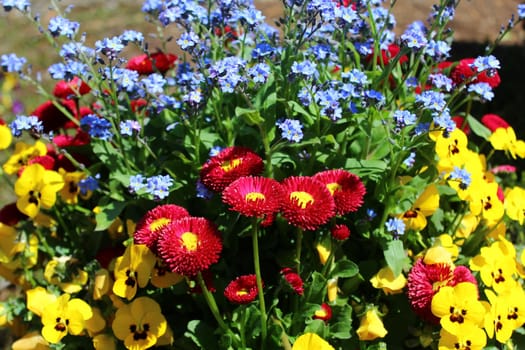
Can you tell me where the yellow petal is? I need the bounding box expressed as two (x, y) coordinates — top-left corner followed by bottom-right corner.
(292, 333), (335, 350)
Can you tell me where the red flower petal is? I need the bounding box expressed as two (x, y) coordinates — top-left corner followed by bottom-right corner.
(157, 217), (222, 276)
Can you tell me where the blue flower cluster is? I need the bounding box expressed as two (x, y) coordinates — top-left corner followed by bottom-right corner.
(129, 174), (174, 200)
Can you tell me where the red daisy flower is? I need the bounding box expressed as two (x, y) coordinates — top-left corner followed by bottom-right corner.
(224, 274), (260, 304)
(280, 176), (335, 231)
(31, 99), (79, 132)
(281, 267), (304, 295)
(200, 146), (264, 192)
(157, 217), (222, 276)
(481, 113), (509, 132)
(126, 52), (177, 75)
(450, 58), (501, 88)
(313, 303), (333, 322)
(407, 259), (477, 324)
(366, 44), (408, 65)
(53, 128), (90, 148)
(134, 204), (190, 252)
(330, 224), (350, 241)
(53, 77), (91, 99)
(222, 176), (282, 218)
(313, 169), (366, 215)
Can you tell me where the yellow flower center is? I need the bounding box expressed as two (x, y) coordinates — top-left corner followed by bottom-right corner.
(245, 192), (265, 202)
(236, 289), (249, 296)
(290, 191), (314, 209)
(326, 182), (341, 195)
(221, 158), (242, 172)
(181, 232), (199, 251)
(314, 309), (328, 318)
(149, 217), (171, 232)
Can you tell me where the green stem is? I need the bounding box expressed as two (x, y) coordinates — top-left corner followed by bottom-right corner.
(251, 219), (268, 348)
(295, 228), (303, 273)
(196, 272), (232, 335)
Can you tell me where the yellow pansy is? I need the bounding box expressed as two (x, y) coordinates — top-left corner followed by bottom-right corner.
(468, 180), (504, 223)
(59, 169), (86, 205)
(3, 141), (47, 175)
(433, 234), (459, 261)
(370, 266), (407, 295)
(84, 307), (106, 336)
(93, 334), (116, 350)
(435, 128), (469, 173)
(423, 245), (453, 266)
(150, 258), (184, 289)
(356, 309), (388, 341)
(489, 126), (525, 159)
(14, 163), (64, 218)
(483, 288), (525, 343)
(400, 184), (439, 231)
(93, 268), (113, 300)
(454, 213), (479, 244)
(41, 294), (93, 343)
(292, 332), (334, 350)
(431, 282), (485, 334)
(44, 257), (89, 294)
(0, 124), (12, 150)
(0, 222), (22, 263)
(504, 186), (525, 224)
(470, 239), (518, 294)
(113, 243), (156, 300)
(111, 296), (167, 350)
(438, 323), (486, 350)
(11, 331), (50, 350)
(26, 287), (57, 317)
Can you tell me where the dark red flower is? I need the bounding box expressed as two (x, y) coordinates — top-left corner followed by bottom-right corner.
(451, 116), (470, 135)
(450, 58), (501, 88)
(407, 259), (477, 324)
(481, 113), (509, 132)
(366, 44), (408, 65)
(95, 245), (126, 269)
(313, 303), (332, 322)
(224, 274), (260, 304)
(0, 203), (27, 226)
(330, 224), (350, 241)
(313, 169), (366, 215)
(222, 176), (282, 218)
(280, 176), (335, 231)
(281, 267), (304, 295)
(200, 146), (264, 192)
(158, 217), (222, 276)
(126, 52), (177, 75)
(31, 99), (79, 132)
(134, 204), (190, 253)
(52, 128), (90, 148)
(53, 77), (91, 99)
(188, 269), (216, 294)
(130, 99), (148, 113)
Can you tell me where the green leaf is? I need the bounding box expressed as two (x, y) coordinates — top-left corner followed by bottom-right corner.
(235, 107), (265, 126)
(287, 100), (315, 125)
(330, 258), (359, 279)
(306, 272), (327, 304)
(94, 199), (126, 231)
(466, 114), (491, 140)
(384, 240), (407, 277)
(185, 320), (218, 350)
(344, 158), (388, 181)
(304, 319), (328, 336)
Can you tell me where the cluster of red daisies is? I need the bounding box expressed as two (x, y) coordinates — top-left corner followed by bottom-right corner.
(201, 146), (366, 231)
(132, 145), (366, 304)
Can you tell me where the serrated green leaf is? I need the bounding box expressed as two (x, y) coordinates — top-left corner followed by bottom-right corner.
(384, 240), (407, 277)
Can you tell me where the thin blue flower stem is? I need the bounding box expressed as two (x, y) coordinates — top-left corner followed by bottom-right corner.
(251, 219), (268, 348)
